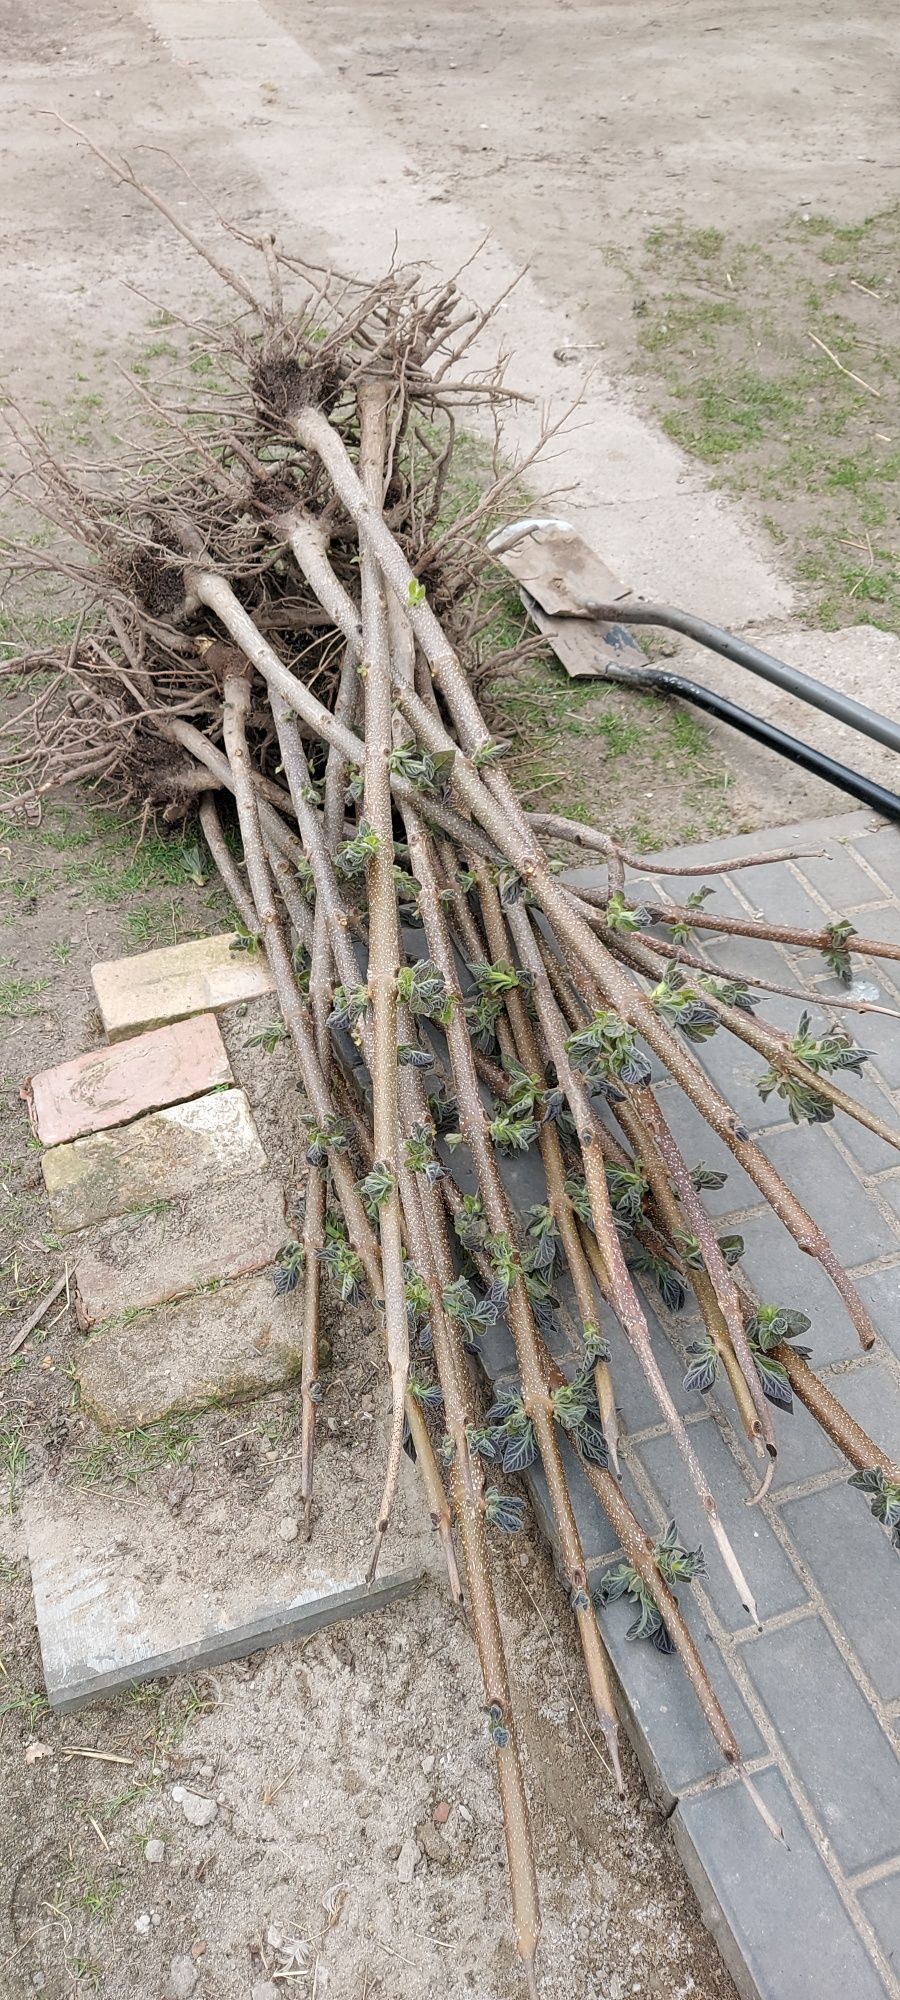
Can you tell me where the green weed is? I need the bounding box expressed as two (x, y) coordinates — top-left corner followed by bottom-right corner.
(0, 977), (49, 1017)
(76, 1418), (195, 1488)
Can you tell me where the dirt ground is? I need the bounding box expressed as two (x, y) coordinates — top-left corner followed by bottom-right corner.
(2, 4), (899, 1997)
(0, 804), (736, 2000)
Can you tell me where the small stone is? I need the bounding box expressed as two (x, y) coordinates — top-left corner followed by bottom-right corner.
(432, 1800), (450, 1825)
(277, 1516), (300, 1543)
(174, 1787), (218, 1828)
(144, 1838), (166, 1864)
(396, 1836), (419, 1884)
(421, 1753), (435, 1775)
(591, 1860), (619, 1905)
(169, 1957), (199, 1999)
(417, 1819), (450, 1866)
(252, 1984), (280, 2000)
(32, 1977), (46, 1991)
(134, 1912), (152, 1937)
(266, 1926), (284, 1951)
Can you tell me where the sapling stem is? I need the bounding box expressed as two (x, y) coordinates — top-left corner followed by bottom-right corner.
(505, 901), (761, 1626)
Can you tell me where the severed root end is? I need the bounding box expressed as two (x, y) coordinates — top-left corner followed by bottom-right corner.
(602, 1715), (625, 1797)
(522, 1957), (541, 1999)
(747, 1454), (777, 1508)
(366, 1521), (388, 1587)
(708, 1509), (760, 1626)
(740, 1768), (786, 1843)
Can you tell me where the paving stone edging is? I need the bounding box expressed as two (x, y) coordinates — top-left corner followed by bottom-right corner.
(490, 812), (900, 2000)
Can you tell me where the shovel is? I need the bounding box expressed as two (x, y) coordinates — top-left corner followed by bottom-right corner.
(487, 518), (900, 823)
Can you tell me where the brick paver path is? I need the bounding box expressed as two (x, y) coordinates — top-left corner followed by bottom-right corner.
(483, 810), (900, 2000)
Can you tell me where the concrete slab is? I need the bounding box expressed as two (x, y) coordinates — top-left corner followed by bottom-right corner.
(25, 1014), (231, 1147)
(92, 933), (274, 1040)
(74, 1173), (287, 1328)
(24, 1451), (425, 1712)
(42, 1088), (266, 1235)
(77, 1274), (302, 1429)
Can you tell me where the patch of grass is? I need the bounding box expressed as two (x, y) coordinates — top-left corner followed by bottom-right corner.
(70, 1958), (104, 1991)
(662, 369), (801, 460)
(80, 1781), (155, 1822)
(627, 204), (900, 635)
(124, 904), (177, 949)
(639, 297), (739, 355)
(67, 826), (207, 903)
(0, 1418), (26, 1509)
(76, 1418), (195, 1489)
(645, 224), (726, 260)
(77, 1873), (124, 1924)
(0, 976), (49, 1017)
(595, 713), (645, 757)
(0, 1683), (48, 1726)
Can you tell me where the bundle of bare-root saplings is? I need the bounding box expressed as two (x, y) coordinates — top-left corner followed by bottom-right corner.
(3, 145), (900, 1995)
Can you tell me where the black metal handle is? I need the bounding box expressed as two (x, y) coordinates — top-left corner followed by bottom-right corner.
(583, 601), (900, 758)
(597, 657), (900, 823)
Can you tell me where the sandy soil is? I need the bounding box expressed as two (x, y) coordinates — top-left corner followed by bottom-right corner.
(0, 803), (736, 2000)
(2, 5), (898, 1997)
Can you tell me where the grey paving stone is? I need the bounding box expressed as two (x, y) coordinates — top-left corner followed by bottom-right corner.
(854, 1265), (900, 1366)
(705, 930), (814, 1002)
(796, 843), (891, 911)
(589, 1568), (764, 1807)
(605, 1299), (698, 1437)
(814, 937), (900, 1086)
(741, 1617), (900, 1872)
(859, 1872), (900, 1978)
(693, 1030), (789, 1132)
(766, 1391), (841, 1494)
(853, 903), (900, 952)
(673, 1766), (892, 2000)
(654, 1092), (761, 1217)
(851, 825), (900, 895)
(471, 1312), (517, 1382)
(780, 1483), (900, 1702)
(656, 813), (872, 868)
(736, 1210), (863, 1365)
(77, 1277), (303, 1431)
(729, 860), (827, 930)
(526, 1430), (620, 1569)
(646, 875), (752, 927)
(833, 1362), (900, 1463)
(758, 1123), (899, 1265)
(24, 1450), (427, 1713)
(847, 1013), (900, 1091)
(877, 1174), (900, 1225)
(635, 1421), (810, 1632)
(831, 1074), (900, 1177)
(73, 1173), (287, 1328)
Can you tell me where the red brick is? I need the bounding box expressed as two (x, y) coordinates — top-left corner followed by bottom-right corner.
(25, 1015), (231, 1147)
